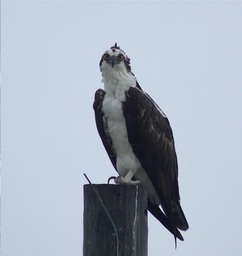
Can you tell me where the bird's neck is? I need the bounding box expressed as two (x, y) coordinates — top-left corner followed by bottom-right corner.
(102, 68), (136, 100)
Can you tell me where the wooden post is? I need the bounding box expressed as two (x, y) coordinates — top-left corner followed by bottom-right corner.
(83, 184), (148, 256)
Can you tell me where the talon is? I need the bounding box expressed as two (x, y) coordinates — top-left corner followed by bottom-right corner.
(107, 175), (123, 184)
(114, 176), (123, 184)
(108, 174), (141, 185)
(108, 176), (116, 184)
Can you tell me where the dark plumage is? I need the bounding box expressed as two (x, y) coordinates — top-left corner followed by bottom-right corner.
(93, 44), (188, 243)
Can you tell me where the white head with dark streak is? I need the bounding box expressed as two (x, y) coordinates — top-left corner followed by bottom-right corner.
(99, 43), (139, 93)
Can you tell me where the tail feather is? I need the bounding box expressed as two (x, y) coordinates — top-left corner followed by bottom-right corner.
(170, 201), (189, 231)
(148, 201), (184, 242)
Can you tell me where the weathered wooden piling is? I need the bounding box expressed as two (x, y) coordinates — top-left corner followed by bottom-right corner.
(83, 184), (148, 256)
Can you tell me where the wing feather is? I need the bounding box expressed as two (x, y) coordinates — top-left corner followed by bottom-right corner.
(123, 87), (189, 231)
(93, 89), (116, 169)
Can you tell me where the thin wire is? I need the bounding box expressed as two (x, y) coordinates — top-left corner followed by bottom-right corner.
(84, 173), (120, 256)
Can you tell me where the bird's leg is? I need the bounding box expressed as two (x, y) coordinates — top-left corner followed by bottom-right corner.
(114, 170), (140, 185)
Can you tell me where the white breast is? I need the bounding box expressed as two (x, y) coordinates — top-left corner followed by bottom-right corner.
(101, 68), (160, 205)
(102, 91), (141, 177)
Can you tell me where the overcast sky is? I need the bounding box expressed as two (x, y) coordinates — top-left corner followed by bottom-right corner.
(2, 1), (242, 256)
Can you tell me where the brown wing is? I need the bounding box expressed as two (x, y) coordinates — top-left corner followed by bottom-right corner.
(123, 87), (188, 231)
(93, 89), (117, 169)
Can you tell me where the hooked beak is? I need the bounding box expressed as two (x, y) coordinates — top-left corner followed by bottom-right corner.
(109, 56), (119, 67)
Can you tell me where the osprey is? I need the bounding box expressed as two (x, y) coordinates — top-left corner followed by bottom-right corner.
(93, 43), (189, 241)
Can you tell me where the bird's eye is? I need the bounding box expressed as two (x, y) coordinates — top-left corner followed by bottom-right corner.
(103, 53), (110, 60)
(117, 54), (124, 61)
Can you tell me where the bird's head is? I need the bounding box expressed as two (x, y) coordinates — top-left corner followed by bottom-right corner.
(99, 43), (132, 74)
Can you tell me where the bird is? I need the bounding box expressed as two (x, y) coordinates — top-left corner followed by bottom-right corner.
(93, 43), (189, 242)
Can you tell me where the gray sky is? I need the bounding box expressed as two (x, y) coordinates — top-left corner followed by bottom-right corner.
(2, 1), (242, 256)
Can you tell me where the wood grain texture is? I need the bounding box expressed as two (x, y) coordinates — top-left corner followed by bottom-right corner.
(83, 184), (148, 256)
